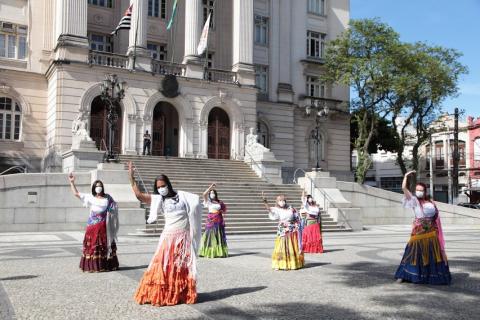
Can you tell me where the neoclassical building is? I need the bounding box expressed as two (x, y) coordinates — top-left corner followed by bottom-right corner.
(0, 0), (351, 181)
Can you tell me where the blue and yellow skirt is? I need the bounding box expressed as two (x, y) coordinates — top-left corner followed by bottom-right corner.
(272, 230), (304, 270)
(395, 231), (451, 285)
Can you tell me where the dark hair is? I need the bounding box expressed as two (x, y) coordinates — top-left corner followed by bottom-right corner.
(91, 180), (105, 197)
(153, 174), (176, 197)
(415, 182), (431, 201)
(306, 194), (315, 204)
(209, 189), (219, 202)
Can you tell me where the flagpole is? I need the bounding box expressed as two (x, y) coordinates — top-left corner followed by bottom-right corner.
(132, 3), (140, 71)
(170, 1), (179, 65)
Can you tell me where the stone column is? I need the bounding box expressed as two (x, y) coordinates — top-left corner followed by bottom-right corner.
(54, 0), (89, 61)
(127, 0), (151, 71)
(183, 0), (204, 78)
(232, 0), (255, 85)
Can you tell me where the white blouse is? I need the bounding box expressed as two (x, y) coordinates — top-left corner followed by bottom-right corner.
(151, 194), (189, 231)
(268, 207), (296, 222)
(80, 193), (109, 214)
(303, 198), (320, 217)
(203, 200), (222, 212)
(402, 196), (437, 219)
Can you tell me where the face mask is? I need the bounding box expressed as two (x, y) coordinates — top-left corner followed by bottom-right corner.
(158, 186), (169, 196)
(209, 192), (216, 200)
(415, 191), (424, 199)
(277, 200), (286, 208)
(95, 186), (103, 194)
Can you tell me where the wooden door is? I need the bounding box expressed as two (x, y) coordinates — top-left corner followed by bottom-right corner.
(90, 97), (122, 153)
(208, 107), (230, 159)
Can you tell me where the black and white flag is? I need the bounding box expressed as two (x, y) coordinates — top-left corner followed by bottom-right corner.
(111, 4), (133, 35)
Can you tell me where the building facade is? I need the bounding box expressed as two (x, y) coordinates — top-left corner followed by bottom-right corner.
(0, 0), (351, 181)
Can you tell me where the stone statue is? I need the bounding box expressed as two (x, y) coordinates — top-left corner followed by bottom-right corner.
(245, 127), (269, 154)
(72, 112), (92, 142)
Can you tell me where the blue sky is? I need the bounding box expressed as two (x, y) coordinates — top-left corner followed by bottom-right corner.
(350, 0), (480, 117)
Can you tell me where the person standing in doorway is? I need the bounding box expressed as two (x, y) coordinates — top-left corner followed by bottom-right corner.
(143, 130), (152, 156)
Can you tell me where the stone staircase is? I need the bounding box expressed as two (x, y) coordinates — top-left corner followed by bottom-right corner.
(119, 155), (351, 236)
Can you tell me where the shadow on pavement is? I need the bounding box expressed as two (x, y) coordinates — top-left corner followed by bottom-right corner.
(0, 275), (39, 281)
(303, 262), (331, 269)
(227, 252), (259, 258)
(117, 265), (149, 271)
(197, 286), (268, 303)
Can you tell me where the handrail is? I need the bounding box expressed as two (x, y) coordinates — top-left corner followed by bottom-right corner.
(244, 148), (272, 184)
(0, 165), (27, 175)
(293, 168), (353, 230)
(100, 138), (108, 151)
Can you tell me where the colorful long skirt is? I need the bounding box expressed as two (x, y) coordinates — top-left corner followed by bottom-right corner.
(272, 230), (304, 270)
(199, 213), (228, 258)
(394, 230), (451, 285)
(135, 228), (197, 306)
(302, 218), (324, 253)
(80, 221), (119, 272)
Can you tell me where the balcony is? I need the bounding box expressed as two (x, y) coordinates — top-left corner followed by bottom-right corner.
(88, 51), (128, 69)
(204, 68), (238, 84)
(151, 60), (185, 76)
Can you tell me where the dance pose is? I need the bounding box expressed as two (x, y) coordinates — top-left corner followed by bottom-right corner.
(262, 192), (304, 270)
(68, 173), (119, 272)
(300, 191), (324, 253)
(128, 162), (202, 306)
(199, 183), (228, 258)
(394, 170), (451, 285)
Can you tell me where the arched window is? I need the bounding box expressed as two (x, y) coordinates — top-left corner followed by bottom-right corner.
(474, 137), (480, 161)
(256, 120), (270, 148)
(0, 97), (22, 141)
(309, 129), (324, 164)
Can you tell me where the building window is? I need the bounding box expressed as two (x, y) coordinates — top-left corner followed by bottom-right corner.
(474, 138), (480, 161)
(204, 52), (215, 80)
(255, 65), (268, 98)
(0, 23), (28, 60)
(254, 15), (268, 45)
(425, 144), (431, 170)
(206, 52), (214, 68)
(147, 43), (167, 60)
(459, 141), (466, 167)
(306, 76), (325, 97)
(435, 141), (444, 169)
(0, 97), (22, 141)
(257, 120), (270, 148)
(380, 177), (403, 193)
(203, 0), (215, 29)
(308, 0), (326, 15)
(88, 33), (113, 52)
(148, 0), (166, 18)
(306, 30), (326, 59)
(88, 0), (113, 8)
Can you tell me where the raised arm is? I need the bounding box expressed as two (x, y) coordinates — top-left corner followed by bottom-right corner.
(68, 172), (80, 199)
(128, 161), (152, 205)
(203, 183), (216, 203)
(402, 170), (416, 199)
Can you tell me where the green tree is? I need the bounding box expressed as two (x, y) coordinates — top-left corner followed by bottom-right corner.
(323, 19), (401, 183)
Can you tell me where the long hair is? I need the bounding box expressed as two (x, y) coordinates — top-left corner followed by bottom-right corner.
(91, 180), (106, 197)
(153, 174), (176, 197)
(209, 189), (219, 202)
(306, 194), (316, 205)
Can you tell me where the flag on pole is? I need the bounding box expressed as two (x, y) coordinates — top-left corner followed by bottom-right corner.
(197, 13), (211, 56)
(166, 0), (178, 30)
(111, 4), (133, 35)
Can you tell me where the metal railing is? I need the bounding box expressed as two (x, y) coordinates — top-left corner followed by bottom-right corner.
(204, 68), (238, 84)
(293, 168), (353, 230)
(151, 60), (185, 76)
(0, 165), (27, 175)
(88, 51), (129, 69)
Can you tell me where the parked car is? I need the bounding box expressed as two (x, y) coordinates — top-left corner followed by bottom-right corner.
(457, 203), (480, 209)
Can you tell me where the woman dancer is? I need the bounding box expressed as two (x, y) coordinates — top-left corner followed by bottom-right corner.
(262, 192), (304, 270)
(199, 183), (228, 258)
(128, 162), (202, 306)
(68, 173), (119, 272)
(395, 170), (451, 285)
(300, 191), (324, 253)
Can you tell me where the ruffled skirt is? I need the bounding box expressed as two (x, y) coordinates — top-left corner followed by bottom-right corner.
(302, 219), (324, 253)
(199, 214), (228, 258)
(272, 231), (304, 270)
(395, 231), (451, 285)
(134, 228), (197, 306)
(80, 221), (119, 272)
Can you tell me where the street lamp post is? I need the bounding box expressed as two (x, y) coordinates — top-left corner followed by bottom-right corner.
(303, 98), (330, 171)
(100, 74), (127, 161)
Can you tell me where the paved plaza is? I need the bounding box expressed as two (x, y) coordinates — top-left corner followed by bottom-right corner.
(0, 226), (479, 320)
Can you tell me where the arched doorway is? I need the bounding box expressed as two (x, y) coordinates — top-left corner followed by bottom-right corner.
(208, 107), (230, 159)
(90, 96), (123, 153)
(152, 102), (179, 156)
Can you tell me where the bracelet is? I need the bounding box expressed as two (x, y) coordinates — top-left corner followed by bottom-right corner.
(262, 198), (268, 203)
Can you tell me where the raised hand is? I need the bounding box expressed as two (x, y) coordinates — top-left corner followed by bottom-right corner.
(68, 172), (75, 183)
(128, 161), (135, 177)
(405, 170), (416, 177)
